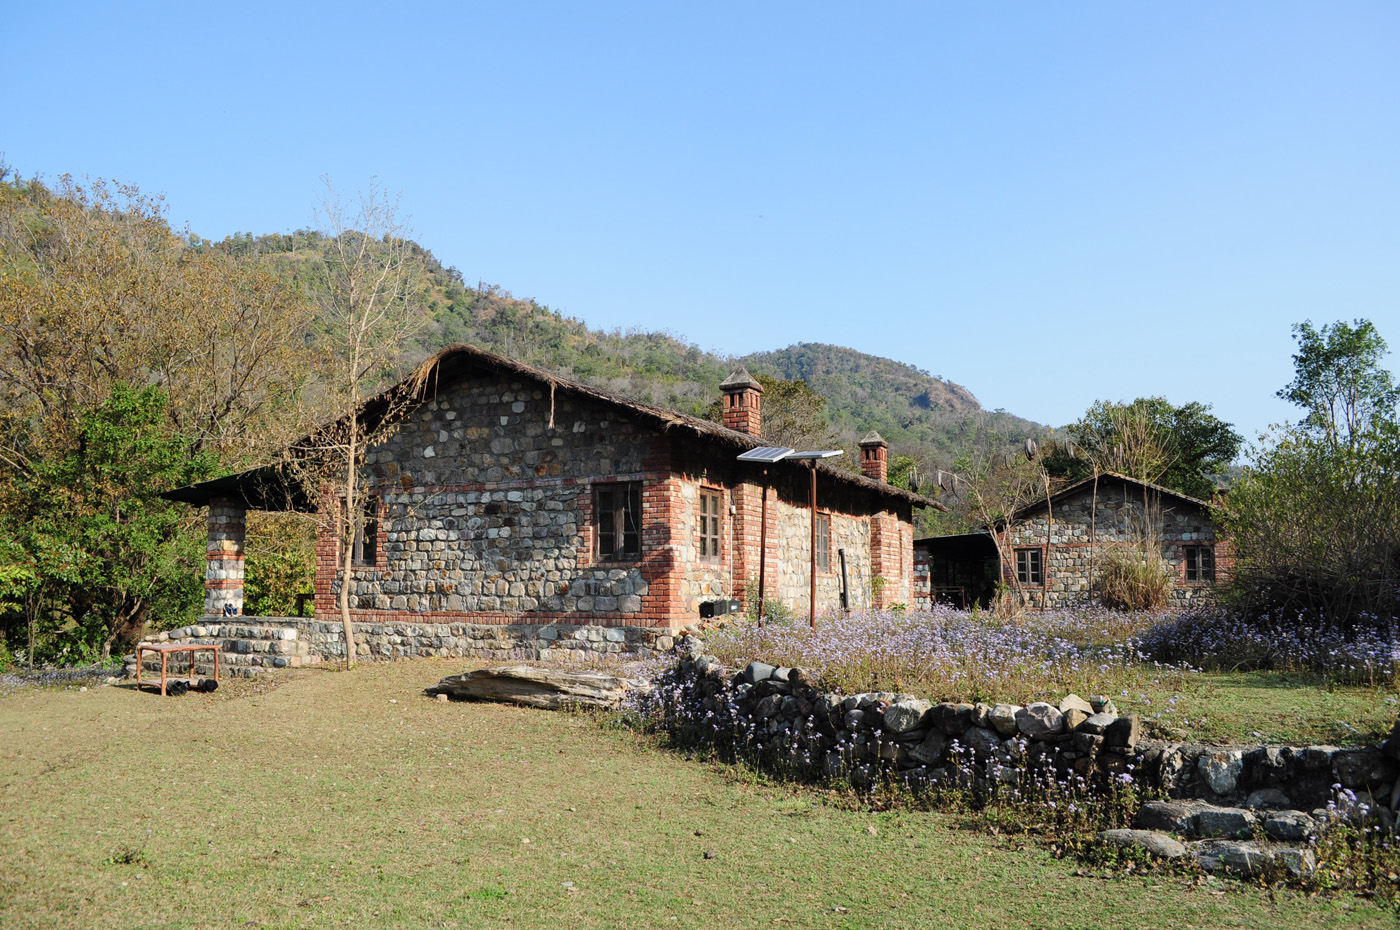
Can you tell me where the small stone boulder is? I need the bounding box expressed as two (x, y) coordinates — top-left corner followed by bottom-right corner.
(1016, 702), (1064, 740)
(1077, 712), (1116, 735)
(1264, 811), (1315, 842)
(1099, 829), (1187, 859)
(988, 703), (1022, 736)
(1059, 694), (1094, 716)
(1198, 749), (1245, 796)
(908, 729), (949, 766)
(1244, 788), (1292, 810)
(1195, 807), (1257, 839)
(1103, 714), (1142, 752)
(1071, 731), (1104, 754)
(743, 661), (777, 684)
(930, 702), (977, 736)
(962, 726), (1003, 759)
(1135, 799), (1207, 834)
(1194, 840), (1269, 877)
(756, 694), (783, 719)
(1334, 749), (1398, 790)
(881, 699), (931, 734)
(1299, 746), (1339, 770)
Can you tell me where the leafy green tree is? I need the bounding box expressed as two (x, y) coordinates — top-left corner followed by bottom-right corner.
(1278, 318), (1398, 446)
(2, 385), (214, 660)
(0, 535), (82, 669)
(243, 513), (316, 617)
(1226, 319), (1400, 622)
(0, 174), (315, 468)
(1056, 397), (1241, 500)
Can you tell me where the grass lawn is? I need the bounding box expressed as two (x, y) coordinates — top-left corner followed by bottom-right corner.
(1, 660), (1393, 930)
(1125, 670), (1397, 746)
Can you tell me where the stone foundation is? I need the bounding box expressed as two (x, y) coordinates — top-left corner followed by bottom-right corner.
(134, 616), (674, 678)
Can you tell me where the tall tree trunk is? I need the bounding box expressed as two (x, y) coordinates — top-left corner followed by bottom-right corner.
(339, 418), (359, 668)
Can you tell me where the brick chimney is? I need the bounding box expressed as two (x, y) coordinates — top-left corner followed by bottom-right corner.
(720, 368), (763, 437)
(859, 431), (888, 483)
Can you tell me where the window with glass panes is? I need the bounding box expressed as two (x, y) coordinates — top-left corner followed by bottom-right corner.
(698, 489), (722, 561)
(815, 513), (831, 572)
(1184, 545), (1215, 582)
(595, 483), (641, 560)
(1015, 548), (1042, 585)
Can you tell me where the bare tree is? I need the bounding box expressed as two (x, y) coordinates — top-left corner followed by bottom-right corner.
(952, 448), (1048, 614)
(290, 177), (426, 667)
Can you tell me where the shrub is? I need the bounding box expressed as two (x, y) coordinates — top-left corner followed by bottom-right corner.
(1097, 546), (1173, 611)
(1224, 422), (1400, 623)
(1136, 607), (1400, 685)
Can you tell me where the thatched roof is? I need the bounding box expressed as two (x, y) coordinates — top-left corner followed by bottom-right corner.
(165, 343), (943, 511)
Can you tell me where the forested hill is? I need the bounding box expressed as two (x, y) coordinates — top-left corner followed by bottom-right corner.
(212, 229), (1046, 465)
(742, 343), (1043, 458)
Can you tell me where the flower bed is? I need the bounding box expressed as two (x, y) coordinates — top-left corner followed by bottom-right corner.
(700, 606), (1197, 706)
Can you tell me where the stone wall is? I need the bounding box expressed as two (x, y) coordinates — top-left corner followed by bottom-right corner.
(662, 646), (1400, 877)
(318, 377), (678, 627)
(136, 617), (676, 678)
(1006, 483), (1225, 608)
(308, 369), (912, 631)
(763, 495), (873, 614)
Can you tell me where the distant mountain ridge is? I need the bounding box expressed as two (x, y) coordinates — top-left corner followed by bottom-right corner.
(741, 343), (1043, 458)
(209, 228), (1046, 467)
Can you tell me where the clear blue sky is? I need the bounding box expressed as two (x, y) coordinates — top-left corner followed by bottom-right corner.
(4, 1), (1397, 446)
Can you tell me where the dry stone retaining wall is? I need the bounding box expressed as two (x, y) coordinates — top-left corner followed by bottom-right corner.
(662, 643), (1400, 877)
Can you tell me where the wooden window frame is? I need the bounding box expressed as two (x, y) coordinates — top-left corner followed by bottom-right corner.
(1184, 545), (1215, 583)
(815, 512), (831, 573)
(595, 482), (642, 562)
(1015, 547), (1043, 586)
(698, 487), (723, 562)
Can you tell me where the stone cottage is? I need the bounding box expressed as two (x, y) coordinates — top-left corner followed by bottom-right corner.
(914, 472), (1227, 610)
(164, 344), (936, 669)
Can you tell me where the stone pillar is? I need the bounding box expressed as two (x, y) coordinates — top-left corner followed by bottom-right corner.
(205, 497), (246, 616)
(868, 510), (907, 610)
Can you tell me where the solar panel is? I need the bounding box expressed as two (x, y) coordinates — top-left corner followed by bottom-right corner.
(786, 450), (844, 460)
(736, 447), (795, 463)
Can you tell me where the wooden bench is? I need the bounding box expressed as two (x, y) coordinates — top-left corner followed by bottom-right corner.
(136, 643), (221, 696)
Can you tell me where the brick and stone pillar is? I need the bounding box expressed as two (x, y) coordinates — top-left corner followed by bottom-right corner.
(859, 431), (888, 483)
(868, 509), (907, 609)
(720, 369), (764, 437)
(205, 497), (246, 616)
